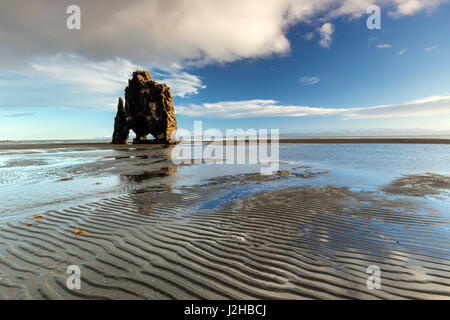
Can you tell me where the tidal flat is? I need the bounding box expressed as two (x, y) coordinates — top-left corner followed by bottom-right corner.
(0, 142), (449, 299)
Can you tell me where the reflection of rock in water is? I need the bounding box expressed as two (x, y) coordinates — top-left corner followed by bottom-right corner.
(122, 165), (178, 216)
(112, 70), (177, 144)
(117, 145), (178, 201)
(381, 173), (450, 197)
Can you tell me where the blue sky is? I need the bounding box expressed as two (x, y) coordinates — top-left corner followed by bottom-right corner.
(0, 0), (449, 140)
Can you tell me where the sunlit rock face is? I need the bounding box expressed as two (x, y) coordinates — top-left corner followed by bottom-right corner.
(112, 70), (177, 144)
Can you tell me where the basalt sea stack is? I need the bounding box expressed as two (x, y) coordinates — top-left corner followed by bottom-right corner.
(112, 70), (177, 144)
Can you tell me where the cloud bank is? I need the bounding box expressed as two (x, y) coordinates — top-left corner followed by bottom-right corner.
(176, 95), (450, 119)
(0, 0), (447, 110)
(0, 0), (447, 67)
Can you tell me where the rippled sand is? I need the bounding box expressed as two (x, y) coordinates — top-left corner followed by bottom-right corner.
(0, 143), (449, 299)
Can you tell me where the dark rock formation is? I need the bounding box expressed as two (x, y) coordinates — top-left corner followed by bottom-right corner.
(112, 70), (177, 144)
(111, 98), (129, 144)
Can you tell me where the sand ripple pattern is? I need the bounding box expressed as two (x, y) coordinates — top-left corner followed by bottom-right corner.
(0, 184), (449, 300)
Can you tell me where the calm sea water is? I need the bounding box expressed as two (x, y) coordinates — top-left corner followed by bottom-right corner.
(0, 143), (449, 221)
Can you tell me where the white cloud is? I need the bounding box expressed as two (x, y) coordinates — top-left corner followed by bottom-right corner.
(29, 54), (205, 98)
(30, 55), (138, 94)
(300, 77), (320, 85)
(318, 23), (335, 48)
(391, 0), (447, 16)
(425, 45), (438, 52)
(303, 32), (316, 41)
(177, 100), (341, 119)
(176, 95), (450, 119)
(152, 66), (206, 98)
(342, 95), (450, 119)
(377, 44), (392, 48)
(397, 48), (407, 55)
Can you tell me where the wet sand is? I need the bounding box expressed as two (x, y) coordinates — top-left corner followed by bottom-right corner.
(1, 180), (449, 299)
(0, 144), (449, 299)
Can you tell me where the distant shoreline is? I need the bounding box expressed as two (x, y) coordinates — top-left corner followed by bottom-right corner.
(1, 138), (450, 150)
